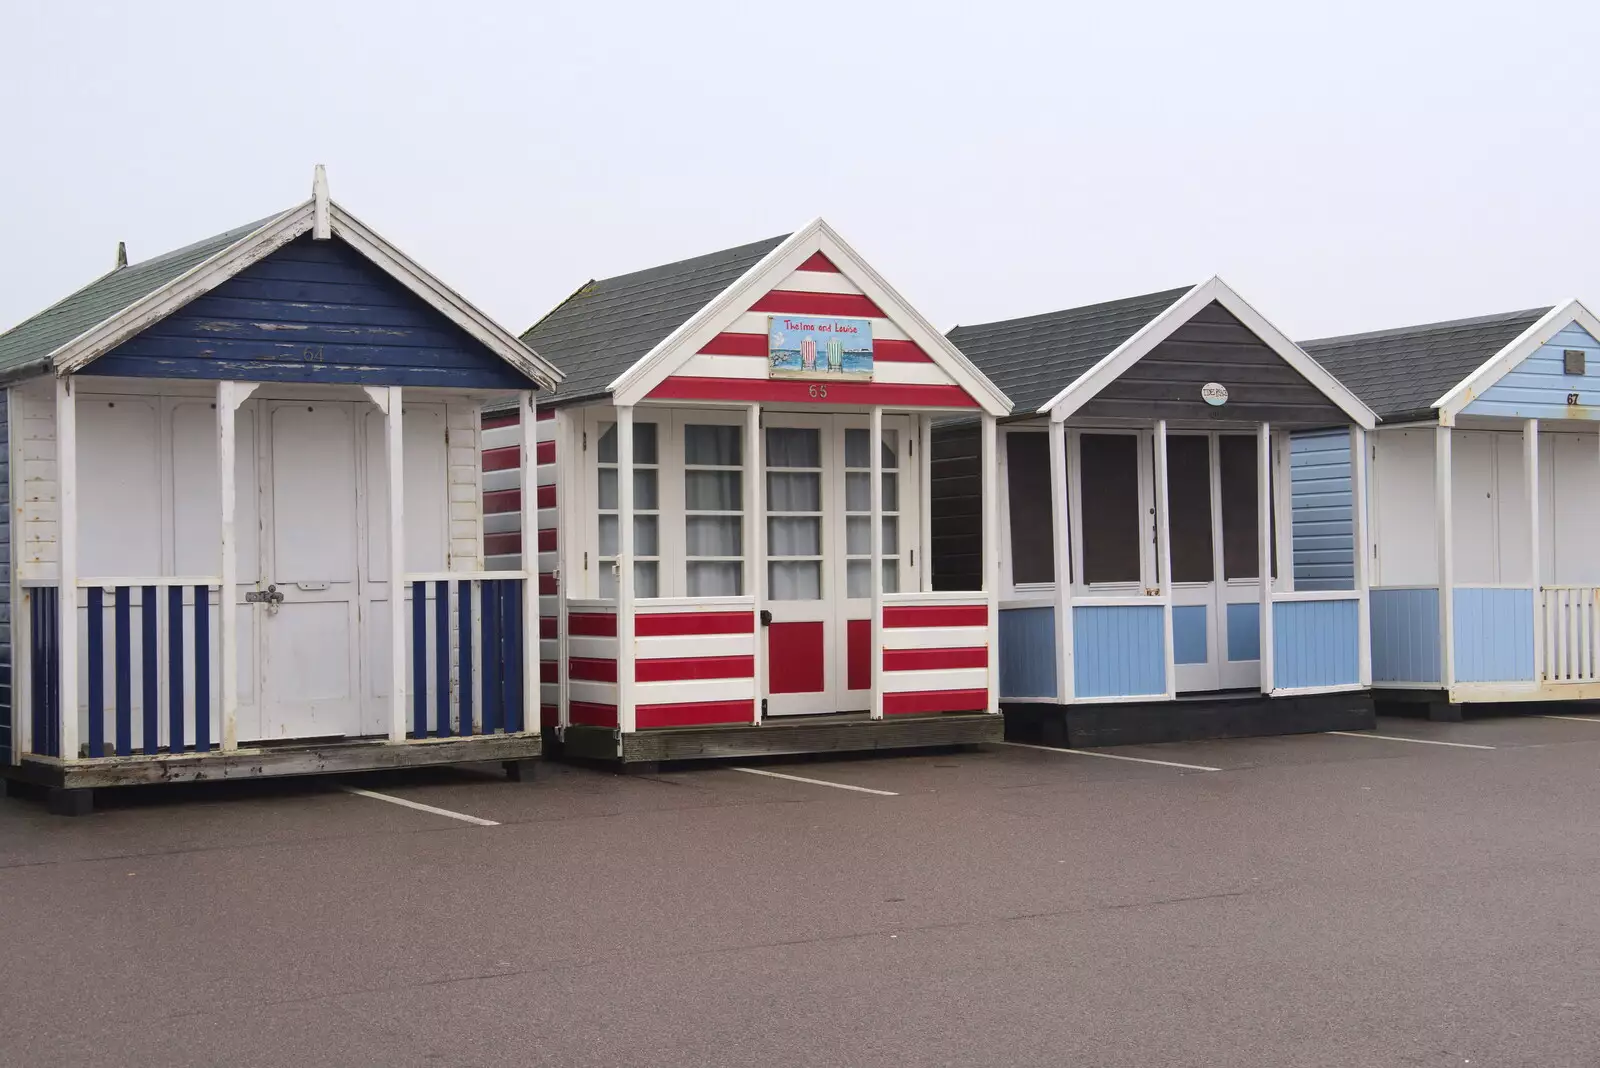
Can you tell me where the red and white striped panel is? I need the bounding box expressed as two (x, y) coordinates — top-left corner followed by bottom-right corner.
(567, 607), (618, 728)
(646, 252), (979, 409)
(633, 606), (757, 729)
(879, 599), (990, 715)
(482, 407), (560, 729)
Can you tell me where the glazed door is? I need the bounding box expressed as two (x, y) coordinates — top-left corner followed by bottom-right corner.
(836, 418), (914, 712)
(256, 401), (366, 740)
(763, 417), (836, 715)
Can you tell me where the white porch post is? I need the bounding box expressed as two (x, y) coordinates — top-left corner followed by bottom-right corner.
(519, 390), (539, 735)
(1154, 420), (1175, 699)
(616, 405), (636, 733)
(1048, 418), (1073, 703)
(216, 380), (258, 753)
(55, 377), (79, 760)
(980, 412), (999, 714)
(746, 402), (763, 724)
(1436, 425), (1455, 688)
(383, 386), (406, 742)
(1351, 426), (1372, 687)
(1257, 421), (1274, 694)
(1526, 418), (1541, 678)
(918, 415), (933, 593)
(869, 405), (885, 720)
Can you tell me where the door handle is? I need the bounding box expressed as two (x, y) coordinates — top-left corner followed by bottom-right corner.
(759, 609), (772, 627)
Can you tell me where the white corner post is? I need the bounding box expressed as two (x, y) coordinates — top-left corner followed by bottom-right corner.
(616, 405), (636, 733)
(869, 406), (885, 720)
(1351, 426), (1372, 687)
(1257, 421), (1275, 695)
(980, 412), (1000, 715)
(55, 377), (79, 760)
(217, 380), (258, 752)
(1048, 418), (1074, 703)
(382, 386), (406, 742)
(1436, 424), (1455, 689)
(918, 414), (933, 593)
(553, 409), (573, 731)
(1526, 418), (1541, 678)
(519, 391), (539, 735)
(1154, 420), (1175, 699)
(746, 402), (763, 724)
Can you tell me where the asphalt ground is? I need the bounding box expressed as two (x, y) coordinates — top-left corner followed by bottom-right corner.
(6, 713), (1600, 1067)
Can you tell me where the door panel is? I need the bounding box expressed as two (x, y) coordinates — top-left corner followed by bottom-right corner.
(763, 420), (834, 715)
(1168, 435), (1219, 692)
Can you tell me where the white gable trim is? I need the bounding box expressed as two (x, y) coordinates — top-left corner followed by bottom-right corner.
(1433, 299), (1600, 425)
(608, 218), (1012, 415)
(1040, 276), (1377, 429)
(53, 201), (561, 389)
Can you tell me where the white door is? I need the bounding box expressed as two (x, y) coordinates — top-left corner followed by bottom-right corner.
(257, 401), (366, 740)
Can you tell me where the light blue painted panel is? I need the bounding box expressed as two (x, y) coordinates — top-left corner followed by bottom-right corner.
(1073, 605), (1166, 699)
(1226, 602), (1260, 662)
(1370, 587), (1441, 684)
(1172, 605), (1207, 665)
(1273, 598), (1360, 689)
(1462, 323), (1600, 420)
(1289, 429), (1355, 591)
(1453, 587), (1535, 682)
(998, 607), (1056, 699)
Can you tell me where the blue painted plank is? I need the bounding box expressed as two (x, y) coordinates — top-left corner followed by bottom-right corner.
(998, 607), (1056, 699)
(435, 581), (450, 738)
(1369, 587), (1440, 684)
(459, 580), (474, 735)
(1172, 605), (1207, 665)
(114, 586), (132, 757)
(505, 581), (524, 733)
(168, 585), (185, 752)
(83, 356), (529, 389)
(29, 592), (44, 756)
(1288, 429), (1354, 591)
(1226, 602), (1260, 662)
(87, 587), (104, 758)
(194, 586), (210, 751)
(483, 582), (501, 733)
(47, 588), (60, 757)
(1072, 605), (1165, 699)
(1273, 598), (1360, 689)
(141, 587), (157, 754)
(412, 581), (427, 738)
(1453, 587), (1535, 682)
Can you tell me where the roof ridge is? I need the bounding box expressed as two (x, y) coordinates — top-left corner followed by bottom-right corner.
(1302, 306), (1553, 348)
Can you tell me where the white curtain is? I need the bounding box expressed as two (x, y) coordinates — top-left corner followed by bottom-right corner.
(597, 421), (658, 464)
(768, 516), (820, 556)
(767, 427), (820, 468)
(688, 561), (742, 596)
(598, 562), (659, 599)
(847, 560), (900, 598)
(844, 472), (898, 513)
(768, 472), (820, 512)
(844, 428), (898, 470)
(686, 470), (740, 510)
(685, 424), (741, 466)
(687, 515), (741, 556)
(846, 516), (897, 555)
(769, 560), (821, 600)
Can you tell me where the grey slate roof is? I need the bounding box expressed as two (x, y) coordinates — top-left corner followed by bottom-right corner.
(0, 213), (285, 385)
(945, 286), (1194, 416)
(1300, 307), (1550, 422)
(521, 234), (789, 406)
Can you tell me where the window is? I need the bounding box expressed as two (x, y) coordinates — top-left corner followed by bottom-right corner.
(1079, 433), (1142, 585)
(766, 427), (823, 600)
(597, 421), (659, 598)
(1165, 435), (1214, 583)
(1005, 432), (1056, 585)
(1219, 434), (1274, 579)
(845, 428), (899, 597)
(684, 424), (744, 596)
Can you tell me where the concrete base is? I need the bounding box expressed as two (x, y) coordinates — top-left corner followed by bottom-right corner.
(1004, 691), (1376, 749)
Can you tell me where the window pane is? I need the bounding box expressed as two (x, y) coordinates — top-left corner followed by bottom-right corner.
(1166, 435), (1214, 583)
(635, 515), (659, 557)
(685, 424), (741, 466)
(598, 425), (617, 464)
(883, 472), (898, 512)
(881, 430), (898, 470)
(599, 563), (617, 600)
(686, 470), (741, 511)
(1080, 434), (1142, 584)
(1219, 435), (1274, 579)
(768, 516), (820, 556)
(1006, 432), (1056, 585)
(845, 472), (869, 512)
(767, 471), (820, 512)
(769, 560), (821, 600)
(847, 559), (869, 598)
(688, 561), (742, 596)
(635, 561), (659, 598)
(883, 559), (899, 594)
(686, 515), (741, 556)
(766, 427), (820, 468)
(882, 515), (898, 553)
(846, 516), (870, 555)
(633, 422), (658, 465)
(634, 470), (659, 511)
(598, 515), (618, 557)
(598, 468), (617, 510)
(845, 428), (898, 469)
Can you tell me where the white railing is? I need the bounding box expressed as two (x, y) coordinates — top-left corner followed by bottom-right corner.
(1541, 586), (1600, 684)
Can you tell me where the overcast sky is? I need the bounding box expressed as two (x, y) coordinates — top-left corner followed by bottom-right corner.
(4, 0), (1597, 344)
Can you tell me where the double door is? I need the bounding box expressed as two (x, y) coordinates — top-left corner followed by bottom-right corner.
(763, 414), (917, 716)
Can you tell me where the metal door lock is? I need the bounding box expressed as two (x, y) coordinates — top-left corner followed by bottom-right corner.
(246, 584), (286, 614)
(759, 609), (772, 627)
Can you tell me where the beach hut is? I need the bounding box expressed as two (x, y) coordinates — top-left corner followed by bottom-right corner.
(484, 219), (1012, 768)
(1299, 300), (1600, 718)
(0, 169), (562, 813)
(936, 279), (1378, 746)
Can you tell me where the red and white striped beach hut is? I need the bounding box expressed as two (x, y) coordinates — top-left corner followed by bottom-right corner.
(484, 219), (1012, 767)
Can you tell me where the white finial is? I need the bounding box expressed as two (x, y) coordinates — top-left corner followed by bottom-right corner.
(312, 163), (330, 240)
(114, 241), (127, 269)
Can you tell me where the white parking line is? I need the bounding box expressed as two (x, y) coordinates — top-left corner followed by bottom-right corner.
(1325, 731), (1495, 751)
(341, 786), (500, 826)
(1538, 714), (1600, 724)
(729, 767), (898, 796)
(995, 740), (1221, 772)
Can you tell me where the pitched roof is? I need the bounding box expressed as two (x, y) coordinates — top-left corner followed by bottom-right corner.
(521, 235), (789, 405)
(1300, 307), (1551, 422)
(0, 213), (285, 384)
(946, 286), (1194, 415)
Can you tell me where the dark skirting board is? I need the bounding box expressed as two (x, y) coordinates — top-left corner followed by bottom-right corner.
(1003, 692), (1375, 748)
(562, 712), (1003, 765)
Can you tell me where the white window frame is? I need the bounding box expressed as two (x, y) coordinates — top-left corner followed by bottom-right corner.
(999, 424), (1058, 598)
(1068, 426), (1155, 596)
